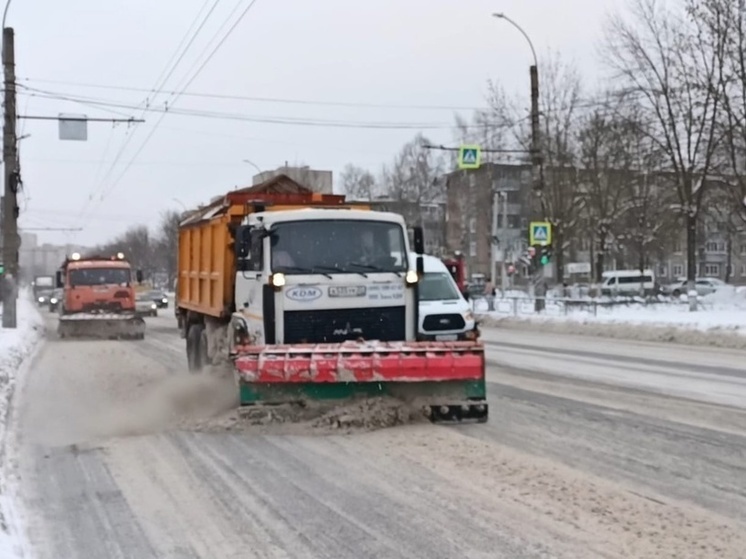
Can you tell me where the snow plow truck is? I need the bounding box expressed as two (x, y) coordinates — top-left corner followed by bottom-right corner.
(56, 252), (146, 340)
(175, 175), (488, 423)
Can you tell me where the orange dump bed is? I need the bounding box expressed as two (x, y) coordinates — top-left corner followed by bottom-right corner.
(177, 182), (368, 319)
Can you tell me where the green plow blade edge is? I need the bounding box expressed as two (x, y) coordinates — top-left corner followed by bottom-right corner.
(238, 379), (486, 406)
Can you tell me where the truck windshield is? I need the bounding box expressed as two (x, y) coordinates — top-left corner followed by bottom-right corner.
(270, 219), (408, 274)
(69, 268), (131, 286)
(419, 272), (462, 301)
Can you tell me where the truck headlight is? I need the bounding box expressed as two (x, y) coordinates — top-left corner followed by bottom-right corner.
(405, 270), (418, 285)
(271, 273), (286, 287)
(151, 303), (157, 310)
(50, 298), (58, 304)
(162, 298), (168, 304)
(38, 296), (44, 302)
(463, 311), (474, 322)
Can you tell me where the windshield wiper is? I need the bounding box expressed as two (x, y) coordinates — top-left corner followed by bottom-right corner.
(348, 262), (401, 276)
(275, 265), (333, 279)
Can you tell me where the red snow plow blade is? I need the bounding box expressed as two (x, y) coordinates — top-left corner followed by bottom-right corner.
(233, 340), (488, 423)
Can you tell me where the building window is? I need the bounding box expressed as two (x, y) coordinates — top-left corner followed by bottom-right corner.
(740, 245), (746, 255)
(673, 264), (684, 277)
(658, 264), (668, 277)
(704, 263), (720, 277)
(469, 217), (476, 234)
(741, 264), (746, 276)
(705, 241), (725, 253)
(673, 240), (683, 253)
(469, 240), (477, 257)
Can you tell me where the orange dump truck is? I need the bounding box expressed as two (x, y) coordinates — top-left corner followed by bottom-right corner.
(56, 252), (146, 340)
(175, 175), (487, 423)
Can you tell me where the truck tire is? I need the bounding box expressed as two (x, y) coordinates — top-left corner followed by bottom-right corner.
(187, 323), (205, 373)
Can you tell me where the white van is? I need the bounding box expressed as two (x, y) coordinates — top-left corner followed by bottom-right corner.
(412, 253), (477, 341)
(600, 269), (656, 296)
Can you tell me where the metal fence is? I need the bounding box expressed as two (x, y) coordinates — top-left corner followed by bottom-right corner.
(472, 294), (711, 317)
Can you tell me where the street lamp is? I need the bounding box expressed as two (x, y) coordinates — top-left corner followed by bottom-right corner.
(492, 13), (537, 67)
(492, 13), (542, 188)
(242, 158), (262, 176)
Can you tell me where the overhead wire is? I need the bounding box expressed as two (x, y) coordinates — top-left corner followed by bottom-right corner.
(76, 0), (225, 225)
(17, 77), (494, 112)
(85, 0), (262, 228)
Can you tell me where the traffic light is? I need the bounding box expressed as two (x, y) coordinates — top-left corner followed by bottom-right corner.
(539, 245), (553, 265)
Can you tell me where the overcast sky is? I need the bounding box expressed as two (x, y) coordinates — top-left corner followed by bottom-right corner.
(12, 0), (620, 247)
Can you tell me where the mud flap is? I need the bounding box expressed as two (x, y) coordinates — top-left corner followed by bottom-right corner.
(233, 341), (488, 424)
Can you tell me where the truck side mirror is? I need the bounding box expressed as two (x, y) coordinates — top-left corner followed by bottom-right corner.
(235, 226), (250, 258)
(413, 226), (424, 254)
(55, 270), (63, 288)
(136, 270), (144, 283)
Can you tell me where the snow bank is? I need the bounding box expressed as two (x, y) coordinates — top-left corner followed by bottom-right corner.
(477, 290), (746, 349)
(0, 295), (44, 559)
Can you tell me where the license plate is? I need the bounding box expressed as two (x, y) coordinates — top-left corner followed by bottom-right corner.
(93, 286), (109, 292)
(328, 285), (366, 298)
(435, 334), (458, 341)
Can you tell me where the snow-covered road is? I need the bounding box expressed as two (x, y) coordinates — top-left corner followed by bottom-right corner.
(6, 311), (746, 558)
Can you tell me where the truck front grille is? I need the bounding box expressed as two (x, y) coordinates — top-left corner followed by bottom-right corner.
(81, 301), (127, 313)
(422, 313), (466, 332)
(284, 306), (406, 344)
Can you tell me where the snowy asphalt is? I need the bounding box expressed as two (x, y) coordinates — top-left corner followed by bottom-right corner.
(8, 312), (746, 558)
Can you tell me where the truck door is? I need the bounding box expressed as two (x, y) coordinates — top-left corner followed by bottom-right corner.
(235, 226), (268, 345)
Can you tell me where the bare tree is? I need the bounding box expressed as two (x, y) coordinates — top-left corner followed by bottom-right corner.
(603, 0), (728, 301)
(698, 0), (746, 223)
(153, 210), (181, 287)
(577, 98), (635, 281)
(339, 164), (377, 201)
(93, 225), (153, 277)
(452, 82), (517, 166)
(382, 133), (446, 225)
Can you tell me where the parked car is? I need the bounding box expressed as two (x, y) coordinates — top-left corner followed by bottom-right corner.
(662, 277), (727, 297)
(144, 290), (169, 308)
(135, 294), (158, 317)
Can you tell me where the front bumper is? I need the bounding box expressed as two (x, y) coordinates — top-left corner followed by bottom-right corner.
(419, 324), (479, 342)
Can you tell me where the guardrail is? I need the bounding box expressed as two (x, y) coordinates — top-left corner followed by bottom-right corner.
(472, 294), (710, 317)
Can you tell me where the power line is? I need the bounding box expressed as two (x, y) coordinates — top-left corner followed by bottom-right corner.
(76, 1), (227, 227)
(147, 0), (221, 104)
(17, 77), (494, 112)
(16, 86), (499, 130)
(82, 0), (263, 229)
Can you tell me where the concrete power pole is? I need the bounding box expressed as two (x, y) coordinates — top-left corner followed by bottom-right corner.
(490, 192), (499, 288)
(2, 26), (18, 328)
(500, 192), (508, 292)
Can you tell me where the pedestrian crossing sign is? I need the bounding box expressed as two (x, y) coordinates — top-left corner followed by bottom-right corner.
(530, 221), (552, 246)
(458, 145), (481, 170)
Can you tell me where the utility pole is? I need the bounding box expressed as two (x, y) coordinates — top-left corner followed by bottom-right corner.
(490, 191), (499, 289)
(2, 26), (18, 328)
(500, 191), (508, 292)
(530, 65), (544, 195)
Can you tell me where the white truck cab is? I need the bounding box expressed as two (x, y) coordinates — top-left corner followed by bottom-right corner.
(230, 208), (421, 350)
(413, 253), (477, 341)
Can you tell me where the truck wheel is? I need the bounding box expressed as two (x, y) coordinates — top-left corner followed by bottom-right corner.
(187, 324), (205, 373)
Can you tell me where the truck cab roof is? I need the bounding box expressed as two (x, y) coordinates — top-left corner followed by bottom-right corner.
(244, 207), (406, 226)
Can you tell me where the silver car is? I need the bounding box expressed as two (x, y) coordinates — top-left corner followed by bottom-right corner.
(664, 277), (726, 297)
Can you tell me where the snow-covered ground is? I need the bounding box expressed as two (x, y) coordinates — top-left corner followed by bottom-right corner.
(0, 295), (44, 559)
(474, 289), (746, 338)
